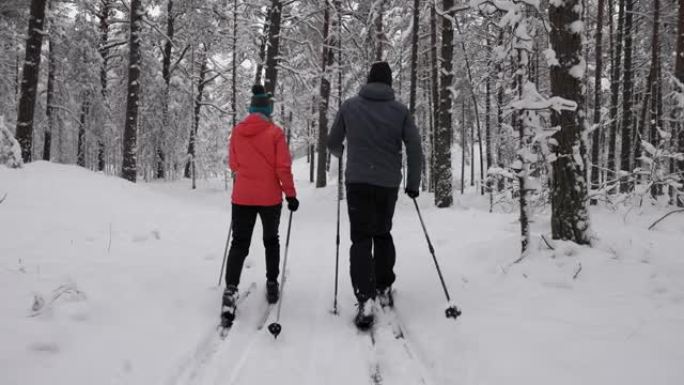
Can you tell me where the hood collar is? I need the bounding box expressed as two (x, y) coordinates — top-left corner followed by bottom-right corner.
(359, 83), (395, 101)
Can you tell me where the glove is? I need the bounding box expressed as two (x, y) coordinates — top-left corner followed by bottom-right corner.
(405, 188), (419, 199)
(286, 197), (299, 212)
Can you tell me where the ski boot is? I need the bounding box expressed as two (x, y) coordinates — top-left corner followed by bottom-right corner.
(354, 296), (375, 330)
(220, 284), (239, 327)
(376, 286), (394, 308)
(266, 280), (279, 304)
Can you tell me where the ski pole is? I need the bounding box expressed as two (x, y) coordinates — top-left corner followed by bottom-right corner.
(412, 198), (462, 319)
(268, 210), (294, 338)
(218, 173), (235, 286)
(218, 217), (233, 287)
(332, 156), (343, 314)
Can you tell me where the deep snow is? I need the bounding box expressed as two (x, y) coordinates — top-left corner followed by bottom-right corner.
(1, 160), (683, 385)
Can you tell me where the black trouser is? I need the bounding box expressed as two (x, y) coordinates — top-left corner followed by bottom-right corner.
(224, 204), (282, 287)
(346, 183), (398, 301)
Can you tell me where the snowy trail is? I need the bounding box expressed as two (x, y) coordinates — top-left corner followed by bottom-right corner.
(2, 161), (684, 385)
(157, 162), (449, 385)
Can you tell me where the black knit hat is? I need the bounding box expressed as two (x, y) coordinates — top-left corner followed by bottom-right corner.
(249, 84), (273, 115)
(367, 61), (392, 86)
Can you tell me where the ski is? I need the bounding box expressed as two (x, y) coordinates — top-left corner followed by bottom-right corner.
(359, 326), (383, 385)
(375, 302), (432, 385)
(255, 303), (275, 331)
(218, 282), (256, 338)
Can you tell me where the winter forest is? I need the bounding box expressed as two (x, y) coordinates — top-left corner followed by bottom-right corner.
(1, 0), (684, 384)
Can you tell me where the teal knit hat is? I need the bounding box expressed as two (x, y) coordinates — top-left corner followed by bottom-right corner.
(248, 84), (273, 116)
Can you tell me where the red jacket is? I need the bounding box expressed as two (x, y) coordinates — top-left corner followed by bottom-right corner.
(229, 113), (296, 206)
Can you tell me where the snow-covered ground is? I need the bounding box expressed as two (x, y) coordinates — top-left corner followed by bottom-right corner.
(1, 160), (683, 385)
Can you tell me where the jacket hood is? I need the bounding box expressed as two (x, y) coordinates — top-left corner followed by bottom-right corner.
(359, 83), (395, 101)
(234, 113), (271, 137)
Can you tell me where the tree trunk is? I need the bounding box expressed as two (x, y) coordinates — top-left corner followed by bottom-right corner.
(461, 98), (465, 195)
(409, 0), (419, 116)
(232, 0), (238, 128)
(373, 0), (384, 61)
(619, 0), (634, 193)
(77, 94), (90, 168)
(607, 0), (624, 192)
(44, 23), (56, 161)
(434, 0), (454, 208)
(122, 0), (142, 182)
(485, 30), (492, 191)
(97, 0), (111, 172)
(429, 4), (439, 192)
(316, 0), (334, 188)
(263, 0), (283, 94)
(638, 0), (661, 196)
(15, 0), (48, 163)
(590, 0), (605, 204)
(309, 98), (316, 183)
(676, 0), (684, 206)
(158, 0), (175, 179)
(549, 0), (591, 245)
(255, 11), (270, 85)
(185, 49), (208, 183)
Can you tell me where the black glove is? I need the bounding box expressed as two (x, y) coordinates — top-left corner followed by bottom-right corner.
(405, 188), (419, 199)
(286, 197), (299, 212)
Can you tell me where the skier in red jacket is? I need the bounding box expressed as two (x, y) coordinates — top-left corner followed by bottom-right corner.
(221, 85), (299, 325)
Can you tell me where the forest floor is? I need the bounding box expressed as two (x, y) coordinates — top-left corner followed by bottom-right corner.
(1, 159), (683, 385)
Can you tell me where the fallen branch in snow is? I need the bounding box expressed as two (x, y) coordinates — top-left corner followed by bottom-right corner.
(572, 263), (583, 280)
(0, 193), (6, 205)
(540, 234), (555, 250)
(648, 209), (684, 231)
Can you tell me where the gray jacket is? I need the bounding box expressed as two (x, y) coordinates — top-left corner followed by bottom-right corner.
(327, 83), (422, 191)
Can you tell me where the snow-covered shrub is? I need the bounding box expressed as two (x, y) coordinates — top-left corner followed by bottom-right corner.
(0, 115), (22, 168)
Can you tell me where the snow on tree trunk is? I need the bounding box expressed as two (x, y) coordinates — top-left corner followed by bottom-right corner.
(434, 0), (454, 208)
(15, 0), (48, 163)
(121, 0), (142, 182)
(1, 115), (22, 168)
(549, 0), (591, 245)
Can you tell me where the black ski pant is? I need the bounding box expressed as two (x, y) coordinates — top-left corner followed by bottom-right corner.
(346, 183), (398, 301)
(224, 203), (282, 288)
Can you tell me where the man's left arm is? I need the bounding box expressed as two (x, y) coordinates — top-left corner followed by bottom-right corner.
(402, 111), (423, 193)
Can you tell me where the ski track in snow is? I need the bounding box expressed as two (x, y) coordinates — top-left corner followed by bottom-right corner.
(164, 282), (258, 385)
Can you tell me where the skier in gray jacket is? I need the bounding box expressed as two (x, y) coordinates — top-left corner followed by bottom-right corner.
(327, 61), (423, 329)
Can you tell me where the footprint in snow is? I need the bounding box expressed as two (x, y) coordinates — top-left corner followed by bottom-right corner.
(28, 341), (60, 354)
